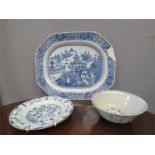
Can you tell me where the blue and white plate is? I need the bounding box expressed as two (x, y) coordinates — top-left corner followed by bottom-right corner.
(35, 32), (116, 100)
(9, 96), (74, 131)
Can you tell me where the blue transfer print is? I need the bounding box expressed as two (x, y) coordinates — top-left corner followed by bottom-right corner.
(48, 48), (103, 88)
(106, 57), (115, 86)
(35, 32), (116, 99)
(26, 105), (61, 124)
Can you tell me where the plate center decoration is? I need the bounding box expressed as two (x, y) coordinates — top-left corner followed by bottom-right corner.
(48, 45), (103, 88)
(26, 104), (61, 123)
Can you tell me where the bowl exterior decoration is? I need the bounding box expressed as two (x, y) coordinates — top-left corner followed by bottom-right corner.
(97, 109), (136, 123)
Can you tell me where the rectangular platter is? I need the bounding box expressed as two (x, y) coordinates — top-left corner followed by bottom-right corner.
(35, 32), (116, 100)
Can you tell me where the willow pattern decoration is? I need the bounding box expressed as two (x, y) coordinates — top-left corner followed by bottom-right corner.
(35, 32), (116, 100)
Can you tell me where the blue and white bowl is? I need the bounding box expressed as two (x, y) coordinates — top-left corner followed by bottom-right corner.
(91, 90), (148, 123)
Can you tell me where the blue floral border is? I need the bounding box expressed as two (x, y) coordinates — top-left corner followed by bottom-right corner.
(35, 32), (116, 100)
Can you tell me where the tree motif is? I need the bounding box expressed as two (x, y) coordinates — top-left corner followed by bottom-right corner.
(81, 52), (92, 62)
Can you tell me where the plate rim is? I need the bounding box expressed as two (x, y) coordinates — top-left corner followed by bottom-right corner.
(35, 31), (116, 100)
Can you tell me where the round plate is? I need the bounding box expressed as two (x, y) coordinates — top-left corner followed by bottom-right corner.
(9, 96), (74, 131)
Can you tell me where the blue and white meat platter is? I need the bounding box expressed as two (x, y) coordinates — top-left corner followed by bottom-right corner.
(35, 32), (116, 100)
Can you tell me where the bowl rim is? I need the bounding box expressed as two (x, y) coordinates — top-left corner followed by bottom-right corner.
(91, 90), (148, 117)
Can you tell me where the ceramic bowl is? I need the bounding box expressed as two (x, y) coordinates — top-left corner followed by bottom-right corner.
(91, 90), (148, 123)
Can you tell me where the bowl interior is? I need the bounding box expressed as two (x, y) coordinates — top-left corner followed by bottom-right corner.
(91, 91), (148, 116)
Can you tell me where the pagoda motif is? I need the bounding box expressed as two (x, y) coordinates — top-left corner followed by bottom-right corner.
(48, 48), (103, 87)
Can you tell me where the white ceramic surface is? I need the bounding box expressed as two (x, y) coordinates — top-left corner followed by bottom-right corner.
(91, 90), (148, 123)
(9, 96), (74, 131)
